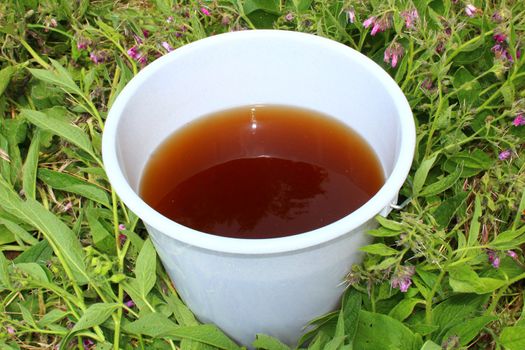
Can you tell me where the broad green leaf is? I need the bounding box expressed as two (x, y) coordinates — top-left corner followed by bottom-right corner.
(323, 336), (345, 350)
(38, 309), (68, 328)
(165, 294), (198, 326)
(419, 166), (462, 197)
(14, 239), (53, 264)
(21, 130), (40, 200)
(252, 334), (290, 350)
(0, 180), (88, 285)
(499, 326), (525, 350)
(169, 325), (240, 350)
(135, 238), (157, 298)
(243, 0), (280, 14)
(71, 303), (119, 332)
(420, 340), (441, 350)
(0, 65), (15, 97)
(432, 294), (488, 340)
(85, 208), (114, 253)
(367, 227), (401, 237)
(19, 303), (38, 328)
(125, 312), (179, 337)
(0, 252), (11, 289)
(442, 150), (492, 177)
(412, 154), (437, 196)
(442, 315), (496, 346)
(20, 109), (96, 160)
(489, 227), (525, 250)
(341, 288), (361, 342)
(375, 215), (404, 231)
(433, 192), (468, 228)
(0, 226), (15, 245)
(389, 298), (422, 322)
(448, 265), (506, 294)
(15, 262), (49, 283)
(291, 0), (313, 11)
(354, 310), (421, 350)
(0, 218), (38, 245)
(359, 243), (398, 256)
(38, 169), (110, 207)
(29, 59), (81, 95)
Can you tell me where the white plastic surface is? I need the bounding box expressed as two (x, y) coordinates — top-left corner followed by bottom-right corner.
(102, 30), (415, 346)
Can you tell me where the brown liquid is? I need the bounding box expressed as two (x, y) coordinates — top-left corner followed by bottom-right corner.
(140, 105), (384, 239)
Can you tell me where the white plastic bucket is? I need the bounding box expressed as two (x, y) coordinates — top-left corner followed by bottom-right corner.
(102, 30), (415, 346)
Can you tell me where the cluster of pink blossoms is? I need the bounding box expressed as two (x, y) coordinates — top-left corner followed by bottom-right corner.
(391, 265), (415, 292)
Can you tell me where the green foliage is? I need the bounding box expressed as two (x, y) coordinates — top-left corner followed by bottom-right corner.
(0, 0), (524, 349)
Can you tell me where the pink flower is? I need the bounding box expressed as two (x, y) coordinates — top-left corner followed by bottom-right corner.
(166, 16), (174, 23)
(161, 41), (174, 53)
(391, 265), (415, 293)
(347, 9), (356, 23)
(77, 39), (89, 50)
(507, 250), (518, 260)
(284, 12), (294, 21)
(401, 9), (419, 28)
(492, 11), (503, 22)
(127, 46), (139, 60)
(83, 338), (95, 350)
(513, 114), (525, 126)
(493, 33), (507, 43)
(7, 326), (15, 335)
(465, 4), (478, 17)
(498, 149), (511, 160)
(371, 22), (381, 36)
(119, 233), (127, 246)
(89, 51), (106, 64)
(118, 224), (126, 231)
(384, 43), (404, 68)
(421, 78), (434, 91)
(200, 7), (210, 16)
(142, 29), (150, 38)
(363, 16), (376, 28)
(487, 250), (500, 268)
(124, 299), (135, 308)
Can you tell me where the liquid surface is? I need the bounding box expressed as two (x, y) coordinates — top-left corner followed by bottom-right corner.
(140, 105), (384, 238)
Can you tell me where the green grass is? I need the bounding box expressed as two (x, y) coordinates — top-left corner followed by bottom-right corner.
(0, 0), (524, 349)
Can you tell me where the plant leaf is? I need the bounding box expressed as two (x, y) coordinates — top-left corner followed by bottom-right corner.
(448, 265), (506, 294)
(412, 154), (437, 196)
(419, 166), (462, 197)
(359, 243), (398, 256)
(71, 303), (119, 332)
(499, 326), (525, 350)
(442, 315), (496, 346)
(0, 252), (11, 289)
(353, 310), (422, 350)
(389, 298), (422, 322)
(20, 109), (96, 160)
(15, 262), (49, 283)
(252, 334), (290, 350)
(134, 238), (157, 299)
(420, 340), (441, 350)
(21, 130), (40, 200)
(38, 169), (110, 207)
(0, 180), (88, 285)
(0, 66), (15, 97)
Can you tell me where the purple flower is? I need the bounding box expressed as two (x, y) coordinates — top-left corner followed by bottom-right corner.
(77, 39), (89, 50)
(487, 250), (500, 268)
(498, 149), (511, 160)
(391, 265), (415, 293)
(118, 224), (126, 231)
(421, 78), (434, 91)
(127, 46), (139, 60)
(83, 338), (95, 350)
(401, 9), (418, 28)
(512, 114), (525, 126)
(119, 233), (127, 246)
(465, 4), (478, 17)
(200, 7), (210, 16)
(133, 34), (143, 45)
(371, 22), (381, 36)
(161, 41), (174, 53)
(284, 12), (294, 22)
(7, 326), (15, 335)
(492, 11), (503, 22)
(346, 9), (356, 23)
(384, 43), (404, 68)
(124, 299), (135, 308)
(493, 33), (507, 43)
(507, 250), (518, 260)
(363, 16), (376, 28)
(142, 29), (150, 38)
(89, 51), (105, 64)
